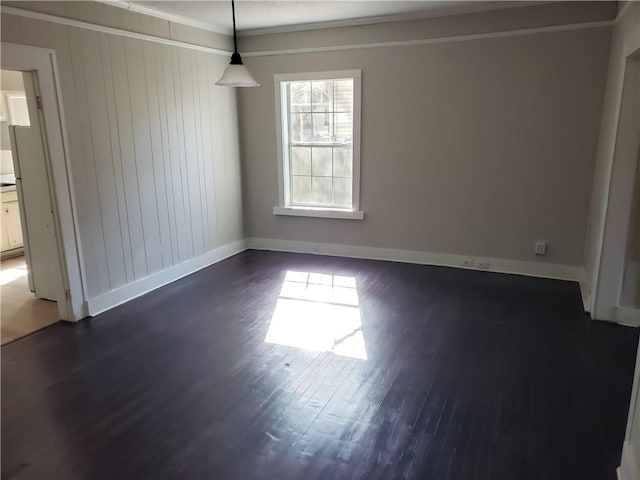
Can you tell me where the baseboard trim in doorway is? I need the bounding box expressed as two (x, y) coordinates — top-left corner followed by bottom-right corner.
(617, 441), (640, 480)
(86, 240), (246, 316)
(0, 247), (24, 260)
(245, 237), (584, 282)
(579, 279), (592, 313)
(614, 306), (640, 327)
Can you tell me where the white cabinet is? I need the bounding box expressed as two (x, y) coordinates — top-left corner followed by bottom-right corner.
(5, 92), (29, 126)
(1, 189), (23, 252)
(0, 211), (9, 252)
(5, 201), (23, 247)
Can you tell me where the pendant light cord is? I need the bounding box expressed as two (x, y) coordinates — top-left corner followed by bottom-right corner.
(232, 0), (238, 54)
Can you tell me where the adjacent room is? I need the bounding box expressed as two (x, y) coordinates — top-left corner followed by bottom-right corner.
(0, 68), (60, 344)
(1, 1), (639, 479)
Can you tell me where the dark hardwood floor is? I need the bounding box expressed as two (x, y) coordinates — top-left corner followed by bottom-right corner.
(2, 250), (638, 480)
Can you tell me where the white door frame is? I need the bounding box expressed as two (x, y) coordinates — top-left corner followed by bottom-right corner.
(1, 42), (86, 321)
(593, 52), (640, 324)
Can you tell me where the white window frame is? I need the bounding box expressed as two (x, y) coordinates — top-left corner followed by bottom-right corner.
(273, 70), (363, 220)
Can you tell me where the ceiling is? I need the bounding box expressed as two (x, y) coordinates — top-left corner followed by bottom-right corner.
(125, 1), (537, 36)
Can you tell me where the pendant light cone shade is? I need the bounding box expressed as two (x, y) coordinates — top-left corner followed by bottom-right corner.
(216, 0), (260, 87)
(216, 56), (260, 87)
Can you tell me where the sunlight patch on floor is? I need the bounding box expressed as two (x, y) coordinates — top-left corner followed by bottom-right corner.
(0, 265), (27, 286)
(265, 270), (367, 360)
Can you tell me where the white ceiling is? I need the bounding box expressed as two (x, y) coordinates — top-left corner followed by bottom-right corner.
(125, 1), (537, 36)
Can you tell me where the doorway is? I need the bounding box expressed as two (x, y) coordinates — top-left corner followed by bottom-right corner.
(0, 69), (61, 343)
(593, 54), (640, 325)
(1, 42), (86, 327)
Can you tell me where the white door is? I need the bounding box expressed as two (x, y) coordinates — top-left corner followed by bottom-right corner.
(8, 73), (64, 303)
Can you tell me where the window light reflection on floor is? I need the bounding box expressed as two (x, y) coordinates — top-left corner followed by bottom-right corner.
(264, 270), (368, 360)
(0, 265), (27, 286)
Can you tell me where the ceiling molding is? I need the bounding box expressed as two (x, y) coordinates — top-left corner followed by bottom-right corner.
(1, 6), (232, 56)
(242, 19), (613, 57)
(616, 1), (633, 22)
(1, 3), (618, 60)
(239, 1), (543, 37)
(98, 0), (231, 35)
(98, 0), (546, 38)
(65, 0), (623, 40)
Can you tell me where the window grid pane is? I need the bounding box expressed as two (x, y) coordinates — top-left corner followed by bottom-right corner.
(286, 78), (354, 209)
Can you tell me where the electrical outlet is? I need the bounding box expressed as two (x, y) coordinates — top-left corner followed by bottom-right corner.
(462, 257), (474, 267)
(535, 241), (546, 255)
(476, 259), (490, 270)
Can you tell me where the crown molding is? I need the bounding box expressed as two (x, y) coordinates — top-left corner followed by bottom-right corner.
(97, 0), (231, 36)
(616, 1), (634, 23)
(1, 6), (232, 56)
(98, 0), (549, 39)
(239, 1), (543, 38)
(242, 18), (614, 58)
(2, 2), (618, 60)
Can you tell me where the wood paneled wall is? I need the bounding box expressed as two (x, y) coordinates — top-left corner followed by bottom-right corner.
(1, 12), (243, 299)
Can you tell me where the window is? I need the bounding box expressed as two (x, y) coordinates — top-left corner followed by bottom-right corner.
(273, 70), (363, 220)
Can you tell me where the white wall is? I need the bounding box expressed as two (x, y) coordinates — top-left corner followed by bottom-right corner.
(584, 2), (640, 320)
(237, 3), (612, 275)
(1, 4), (244, 313)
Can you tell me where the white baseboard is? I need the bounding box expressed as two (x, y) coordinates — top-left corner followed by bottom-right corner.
(86, 239), (246, 316)
(245, 237), (584, 282)
(618, 441), (640, 480)
(614, 306), (640, 327)
(85, 238), (587, 317)
(579, 279), (592, 313)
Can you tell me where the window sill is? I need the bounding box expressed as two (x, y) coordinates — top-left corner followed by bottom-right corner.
(273, 206), (364, 220)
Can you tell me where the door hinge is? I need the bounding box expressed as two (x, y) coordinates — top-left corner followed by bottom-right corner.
(36, 96), (43, 110)
(65, 289), (71, 300)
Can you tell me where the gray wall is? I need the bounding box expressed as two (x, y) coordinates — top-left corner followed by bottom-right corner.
(1, 4), (243, 300)
(238, 14), (611, 266)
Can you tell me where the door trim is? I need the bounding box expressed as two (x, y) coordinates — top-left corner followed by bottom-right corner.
(593, 55), (640, 321)
(1, 42), (87, 321)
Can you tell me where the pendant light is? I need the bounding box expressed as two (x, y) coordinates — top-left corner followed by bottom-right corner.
(216, 0), (260, 87)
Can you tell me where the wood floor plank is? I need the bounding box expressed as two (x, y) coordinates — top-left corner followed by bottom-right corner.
(1, 250), (638, 480)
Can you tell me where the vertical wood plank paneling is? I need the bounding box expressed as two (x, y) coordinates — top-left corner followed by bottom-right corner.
(34, 16), (53, 48)
(172, 46), (194, 260)
(2, 12), (244, 302)
(67, 26), (111, 296)
(108, 35), (148, 279)
(124, 37), (163, 275)
(100, 33), (135, 284)
(79, 29), (127, 289)
(178, 48), (205, 256)
(208, 58), (229, 245)
(0, 13), (23, 43)
(49, 21), (94, 286)
(13, 15), (40, 46)
(152, 43), (177, 266)
(159, 45), (185, 262)
(142, 41), (172, 269)
(198, 52), (220, 249)
(193, 50), (209, 253)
